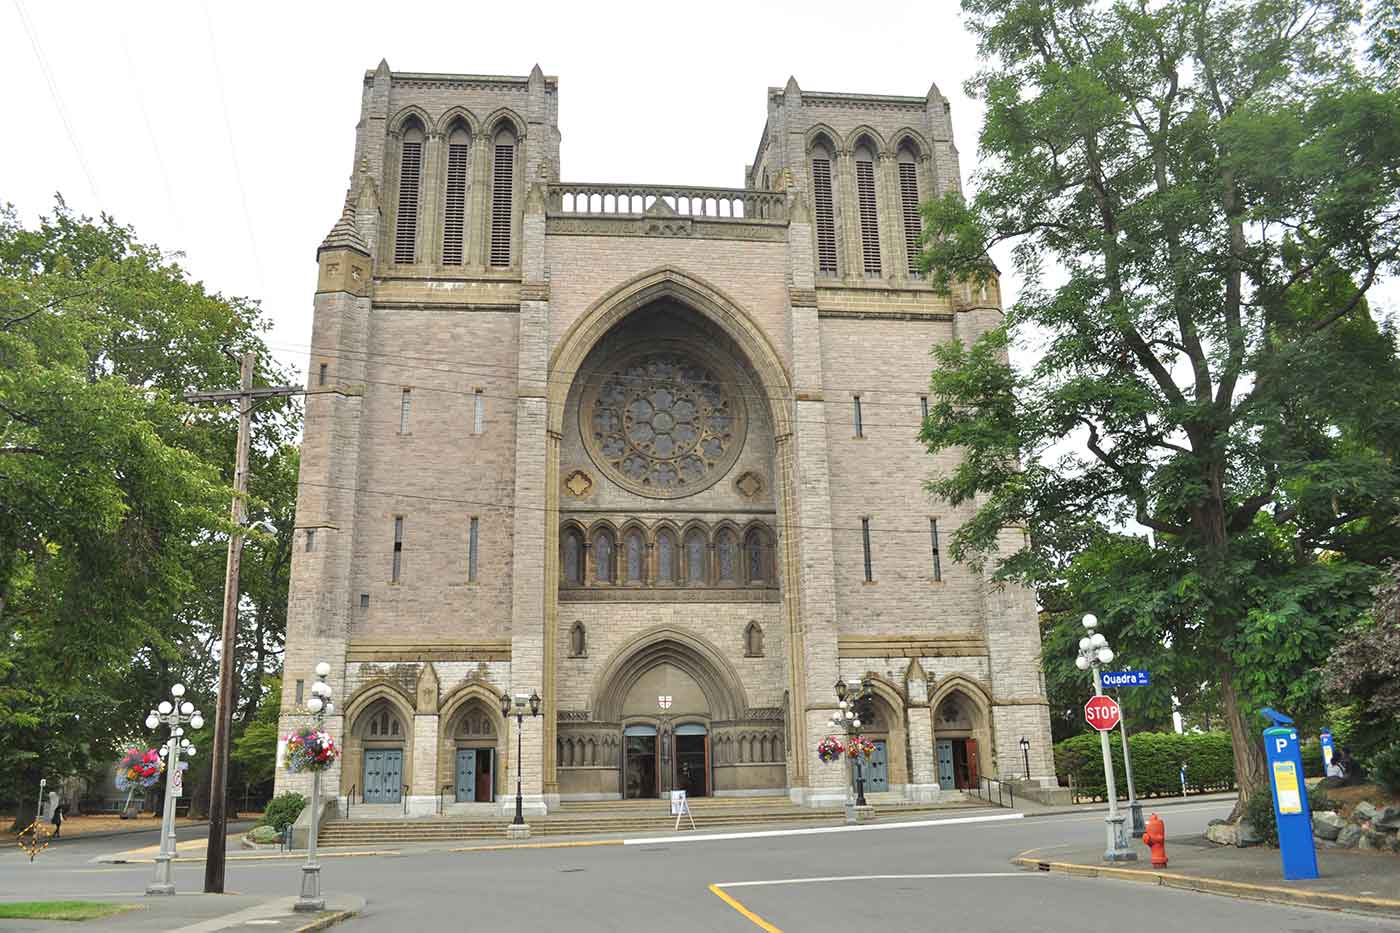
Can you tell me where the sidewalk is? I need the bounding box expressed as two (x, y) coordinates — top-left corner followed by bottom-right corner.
(0, 893), (362, 932)
(1008, 790), (1238, 818)
(1015, 832), (1400, 916)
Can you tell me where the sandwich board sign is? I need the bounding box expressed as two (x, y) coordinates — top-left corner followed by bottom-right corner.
(670, 790), (695, 830)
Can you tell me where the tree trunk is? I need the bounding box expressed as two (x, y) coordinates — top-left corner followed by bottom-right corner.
(1219, 665), (1267, 823)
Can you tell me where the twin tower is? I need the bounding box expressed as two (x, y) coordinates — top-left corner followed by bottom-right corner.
(276, 61), (1055, 816)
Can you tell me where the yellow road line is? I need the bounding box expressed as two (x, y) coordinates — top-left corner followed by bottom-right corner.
(708, 883), (784, 933)
(447, 839), (624, 854)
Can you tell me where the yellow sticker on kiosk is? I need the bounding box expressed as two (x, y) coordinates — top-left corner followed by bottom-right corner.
(1273, 760), (1302, 814)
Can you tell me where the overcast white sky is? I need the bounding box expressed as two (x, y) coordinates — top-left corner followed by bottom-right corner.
(2, 0), (1012, 383)
(5, 0), (1393, 388)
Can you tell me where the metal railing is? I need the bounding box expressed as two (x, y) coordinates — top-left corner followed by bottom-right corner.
(548, 182), (788, 223)
(402, 786), (409, 816)
(345, 784), (355, 821)
(974, 776), (1015, 808)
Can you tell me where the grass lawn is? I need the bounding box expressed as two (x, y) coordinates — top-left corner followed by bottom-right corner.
(0, 901), (141, 921)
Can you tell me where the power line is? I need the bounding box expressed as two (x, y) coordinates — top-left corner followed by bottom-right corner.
(13, 0), (102, 208)
(201, 1), (263, 289)
(294, 479), (963, 538)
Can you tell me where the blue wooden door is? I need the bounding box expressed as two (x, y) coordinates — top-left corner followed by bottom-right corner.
(455, 749), (477, 802)
(867, 740), (889, 791)
(364, 749), (403, 803)
(936, 740), (955, 790)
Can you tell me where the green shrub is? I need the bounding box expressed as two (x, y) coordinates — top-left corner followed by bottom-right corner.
(247, 824), (281, 844)
(1053, 731), (1236, 800)
(1243, 787), (1280, 847)
(1371, 742), (1400, 795)
(259, 792), (306, 831)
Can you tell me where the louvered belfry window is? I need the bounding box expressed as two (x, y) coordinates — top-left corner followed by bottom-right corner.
(899, 156), (922, 275)
(442, 128), (470, 265)
(811, 153), (838, 275)
(489, 134), (515, 268)
(394, 125), (424, 264)
(855, 145), (881, 276)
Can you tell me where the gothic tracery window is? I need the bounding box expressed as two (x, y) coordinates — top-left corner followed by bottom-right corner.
(624, 529), (645, 583)
(593, 528), (616, 583)
(716, 530), (738, 584)
(562, 528), (583, 585)
(685, 529), (708, 585)
(656, 529), (677, 583)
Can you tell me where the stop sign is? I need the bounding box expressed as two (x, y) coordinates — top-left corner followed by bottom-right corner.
(1084, 695), (1121, 731)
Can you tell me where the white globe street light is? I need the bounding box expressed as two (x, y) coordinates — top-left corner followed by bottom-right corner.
(1083, 613), (1098, 629)
(315, 661), (331, 678)
(1074, 613), (1136, 862)
(146, 683), (203, 896)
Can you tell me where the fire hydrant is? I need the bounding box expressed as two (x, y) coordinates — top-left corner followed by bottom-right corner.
(1142, 812), (1168, 868)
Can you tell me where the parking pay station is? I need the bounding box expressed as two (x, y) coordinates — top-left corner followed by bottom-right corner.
(1262, 710), (1319, 881)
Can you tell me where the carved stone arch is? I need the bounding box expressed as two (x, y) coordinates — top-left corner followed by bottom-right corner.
(591, 626), (749, 723)
(438, 681), (508, 736)
(890, 127), (929, 158)
(741, 520), (776, 585)
(927, 674), (993, 720)
(619, 520), (649, 585)
(650, 520), (681, 584)
(712, 521), (742, 585)
(569, 620), (587, 658)
(344, 680), (417, 730)
(805, 124), (841, 154)
(744, 620), (765, 658)
(434, 106), (480, 138)
(846, 126), (888, 156)
(482, 107), (526, 141)
(388, 105), (432, 137)
(680, 520), (712, 585)
(548, 267), (794, 437)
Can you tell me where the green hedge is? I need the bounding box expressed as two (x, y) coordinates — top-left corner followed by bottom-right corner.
(1054, 732), (1236, 800)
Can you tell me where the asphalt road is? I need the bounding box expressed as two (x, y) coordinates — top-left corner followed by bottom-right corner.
(3, 803), (1397, 932)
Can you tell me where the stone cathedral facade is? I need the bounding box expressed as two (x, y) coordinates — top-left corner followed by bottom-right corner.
(275, 61), (1056, 816)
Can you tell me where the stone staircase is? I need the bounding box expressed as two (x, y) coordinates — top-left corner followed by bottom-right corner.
(317, 793), (982, 847)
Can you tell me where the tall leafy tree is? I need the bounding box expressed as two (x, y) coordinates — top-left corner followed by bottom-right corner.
(918, 0), (1400, 816)
(0, 199), (300, 826)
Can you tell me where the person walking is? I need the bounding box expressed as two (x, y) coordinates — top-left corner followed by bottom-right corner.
(50, 801), (65, 839)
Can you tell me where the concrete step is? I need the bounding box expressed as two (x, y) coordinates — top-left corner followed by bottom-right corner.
(317, 799), (982, 844)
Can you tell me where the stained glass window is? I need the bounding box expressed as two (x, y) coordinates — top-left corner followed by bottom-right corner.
(685, 530), (707, 584)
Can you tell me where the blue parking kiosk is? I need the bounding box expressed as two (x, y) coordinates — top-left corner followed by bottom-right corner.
(1261, 709), (1318, 881)
(1319, 729), (1335, 774)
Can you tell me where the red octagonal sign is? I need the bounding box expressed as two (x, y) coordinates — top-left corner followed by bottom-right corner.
(1084, 695), (1122, 731)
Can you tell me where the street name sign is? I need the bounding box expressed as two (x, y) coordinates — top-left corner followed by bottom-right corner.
(1084, 695), (1122, 731)
(1101, 670), (1151, 688)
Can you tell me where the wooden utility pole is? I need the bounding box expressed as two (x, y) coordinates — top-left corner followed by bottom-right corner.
(186, 351), (300, 893)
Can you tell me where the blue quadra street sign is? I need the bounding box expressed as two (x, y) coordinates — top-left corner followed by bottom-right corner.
(1263, 722), (1319, 881)
(1100, 670), (1151, 688)
(1320, 729), (1335, 772)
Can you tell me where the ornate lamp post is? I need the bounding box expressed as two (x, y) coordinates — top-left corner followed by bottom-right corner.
(500, 689), (542, 830)
(1019, 736), (1031, 781)
(145, 684), (203, 896)
(295, 661), (334, 913)
(1076, 614), (1136, 862)
(829, 676), (875, 822)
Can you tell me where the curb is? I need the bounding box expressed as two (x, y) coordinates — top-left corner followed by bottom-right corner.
(1012, 856), (1400, 916)
(293, 907), (361, 933)
(1015, 793), (1238, 820)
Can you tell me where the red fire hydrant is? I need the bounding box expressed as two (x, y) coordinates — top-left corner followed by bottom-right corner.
(1142, 812), (1168, 868)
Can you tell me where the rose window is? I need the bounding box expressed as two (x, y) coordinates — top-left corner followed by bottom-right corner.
(582, 350), (746, 498)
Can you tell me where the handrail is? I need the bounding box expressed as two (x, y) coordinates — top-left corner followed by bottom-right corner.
(402, 785), (409, 816)
(346, 784), (355, 821)
(548, 182), (788, 223)
(974, 776), (1015, 809)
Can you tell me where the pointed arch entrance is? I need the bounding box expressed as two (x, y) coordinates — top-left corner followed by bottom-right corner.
(544, 267), (808, 800)
(930, 677), (994, 790)
(590, 627), (748, 799)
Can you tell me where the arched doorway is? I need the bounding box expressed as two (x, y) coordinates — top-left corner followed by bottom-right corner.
(930, 683), (992, 791)
(590, 628), (750, 800)
(350, 698), (409, 804)
(449, 701), (498, 803)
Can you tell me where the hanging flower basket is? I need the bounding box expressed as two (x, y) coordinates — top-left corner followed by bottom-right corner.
(115, 747), (166, 791)
(284, 728), (339, 773)
(817, 736), (845, 764)
(846, 736), (875, 760)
